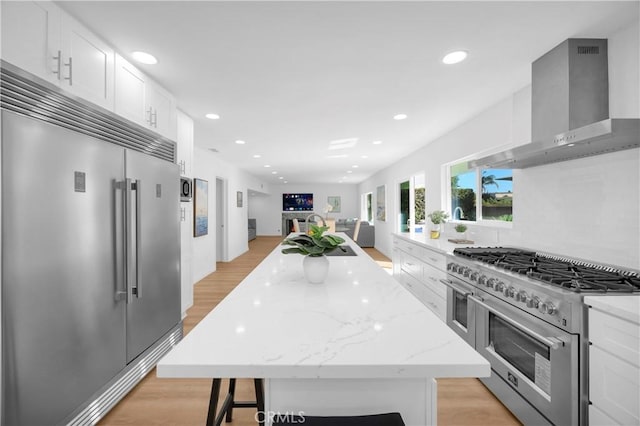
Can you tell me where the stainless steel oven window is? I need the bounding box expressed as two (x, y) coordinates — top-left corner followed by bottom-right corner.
(489, 312), (551, 393)
(453, 291), (468, 329)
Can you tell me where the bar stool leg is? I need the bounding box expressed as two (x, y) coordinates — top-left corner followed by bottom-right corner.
(225, 379), (237, 422)
(255, 379), (265, 426)
(206, 379), (221, 426)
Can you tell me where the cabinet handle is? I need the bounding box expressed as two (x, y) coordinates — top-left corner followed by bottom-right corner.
(52, 50), (62, 80)
(64, 57), (73, 86)
(146, 107), (153, 125)
(151, 109), (158, 127)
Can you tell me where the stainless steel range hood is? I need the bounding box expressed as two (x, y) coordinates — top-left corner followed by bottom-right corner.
(470, 38), (639, 169)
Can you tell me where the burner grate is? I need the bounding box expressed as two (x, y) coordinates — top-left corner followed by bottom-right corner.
(453, 247), (640, 293)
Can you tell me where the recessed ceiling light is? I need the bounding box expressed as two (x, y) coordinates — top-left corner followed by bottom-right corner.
(442, 50), (468, 65)
(253, 154), (261, 158)
(347, 170), (353, 174)
(283, 181), (288, 184)
(361, 155), (368, 159)
(352, 165), (359, 168)
(264, 165), (271, 168)
(278, 176), (283, 180)
(271, 171), (277, 175)
(372, 140), (382, 145)
(131, 51), (157, 65)
(235, 140), (246, 145)
(393, 114), (407, 120)
(205, 113), (220, 120)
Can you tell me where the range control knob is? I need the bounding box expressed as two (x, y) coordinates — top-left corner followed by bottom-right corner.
(478, 275), (488, 285)
(486, 278), (497, 289)
(470, 271), (480, 282)
(527, 296), (541, 309)
(494, 281), (505, 292)
(516, 291), (529, 304)
(503, 285), (516, 298)
(447, 263), (455, 272)
(462, 268), (472, 277)
(539, 302), (557, 315)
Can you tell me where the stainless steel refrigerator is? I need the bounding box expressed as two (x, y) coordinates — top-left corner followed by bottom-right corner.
(1, 64), (182, 425)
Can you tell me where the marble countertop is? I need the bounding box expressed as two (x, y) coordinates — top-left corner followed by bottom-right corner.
(157, 235), (489, 380)
(585, 295), (640, 324)
(393, 231), (482, 255)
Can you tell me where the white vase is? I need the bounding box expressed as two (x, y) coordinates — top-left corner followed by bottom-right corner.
(303, 255), (329, 284)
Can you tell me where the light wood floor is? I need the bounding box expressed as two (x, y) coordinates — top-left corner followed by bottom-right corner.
(99, 236), (520, 426)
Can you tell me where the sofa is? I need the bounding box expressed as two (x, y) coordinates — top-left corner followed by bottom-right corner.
(335, 218), (375, 247)
(248, 218), (257, 241)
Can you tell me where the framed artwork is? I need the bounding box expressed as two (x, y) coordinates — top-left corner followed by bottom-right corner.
(376, 185), (386, 221)
(194, 178), (209, 237)
(327, 196), (341, 213)
(237, 191), (243, 207)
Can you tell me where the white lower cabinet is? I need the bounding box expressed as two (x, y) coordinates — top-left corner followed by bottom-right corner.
(392, 235), (447, 321)
(587, 299), (640, 425)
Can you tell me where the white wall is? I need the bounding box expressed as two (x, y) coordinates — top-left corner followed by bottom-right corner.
(192, 147), (272, 282)
(359, 19), (640, 269)
(248, 183), (360, 236)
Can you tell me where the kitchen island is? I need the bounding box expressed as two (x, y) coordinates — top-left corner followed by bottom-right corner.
(157, 234), (489, 425)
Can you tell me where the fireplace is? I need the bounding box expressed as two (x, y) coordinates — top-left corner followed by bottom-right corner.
(282, 212), (311, 236)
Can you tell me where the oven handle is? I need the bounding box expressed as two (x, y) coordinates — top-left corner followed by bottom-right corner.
(468, 295), (564, 350)
(440, 278), (472, 296)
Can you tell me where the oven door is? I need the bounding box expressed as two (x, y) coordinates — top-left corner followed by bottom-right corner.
(441, 276), (475, 348)
(471, 292), (579, 426)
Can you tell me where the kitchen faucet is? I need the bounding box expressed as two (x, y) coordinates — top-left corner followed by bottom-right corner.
(305, 213), (327, 228)
(453, 206), (465, 220)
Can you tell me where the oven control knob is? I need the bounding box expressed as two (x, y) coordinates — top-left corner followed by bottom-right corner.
(540, 302), (557, 315)
(478, 275), (488, 285)
(486, 278), (497, 289)
(516, 291), (529, 304)
(527, 296), (541, 309)
(462, 268), (472, 277)
(494, 281), (505, 292)
(470, 271), (480, 282)
(503, 285), (515, 298)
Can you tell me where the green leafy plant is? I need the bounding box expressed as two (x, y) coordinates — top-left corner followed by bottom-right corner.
(455, 224), (467, 233)
(281, 225), (346, 257)
(427, 210), (449, 225)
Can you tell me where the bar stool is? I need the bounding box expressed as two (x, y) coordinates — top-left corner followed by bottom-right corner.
(272, 412), (405, 426)
(206, 378), (265, 426)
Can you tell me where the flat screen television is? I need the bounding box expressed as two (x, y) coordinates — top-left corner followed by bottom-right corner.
(283, 193), (313, 211)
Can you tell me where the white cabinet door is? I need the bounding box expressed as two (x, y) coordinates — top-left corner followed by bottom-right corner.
(176, 110), (194, 177)
(146, 79), (177, 139)
(61, 14), (114, 110)
(114, 54), (147, 127)
(1, 1), (62, 84)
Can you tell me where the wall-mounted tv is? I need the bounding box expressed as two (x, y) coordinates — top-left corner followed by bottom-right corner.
(283, 193), (313, 211)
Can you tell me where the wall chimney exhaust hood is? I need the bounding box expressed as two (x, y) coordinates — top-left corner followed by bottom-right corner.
(470, 39), (639, 169)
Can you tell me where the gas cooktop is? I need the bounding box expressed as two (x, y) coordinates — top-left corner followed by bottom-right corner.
(453, 247), (640, 293)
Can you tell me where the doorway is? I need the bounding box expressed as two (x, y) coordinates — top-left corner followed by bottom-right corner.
(216, 178), (227, 262)
(398, 174), (425, 233)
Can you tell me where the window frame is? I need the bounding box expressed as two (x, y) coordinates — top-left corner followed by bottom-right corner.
(444, 162), (513, 228)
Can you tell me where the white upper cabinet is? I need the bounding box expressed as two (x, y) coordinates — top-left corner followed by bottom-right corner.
(146, 79), (177, 140)
(114, 54), (147, 127)
(114, 54), (177, 139)
(61, 13), (114, 110)
(1, 1), (114, 110)
(1, 1), (62, 85)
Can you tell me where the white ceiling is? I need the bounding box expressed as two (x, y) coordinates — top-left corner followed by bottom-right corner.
(58, 1), (638, 185)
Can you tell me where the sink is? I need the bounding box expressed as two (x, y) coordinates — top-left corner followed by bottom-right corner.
(325, 245), (358, 256)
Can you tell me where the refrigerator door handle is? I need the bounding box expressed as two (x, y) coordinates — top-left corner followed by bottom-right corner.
(133, 180), (142, 299)
(124, 178), (134, 304)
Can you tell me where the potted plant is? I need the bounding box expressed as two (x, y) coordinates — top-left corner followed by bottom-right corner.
(454, 223), (468, 240)
(281, 225), (346, 283)
(427, 210), (449, 239)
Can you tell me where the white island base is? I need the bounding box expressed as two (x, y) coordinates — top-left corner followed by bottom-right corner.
(266, 378), (436, 425)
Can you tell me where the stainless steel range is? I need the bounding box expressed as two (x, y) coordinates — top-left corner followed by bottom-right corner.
(442, 247), (640, 426)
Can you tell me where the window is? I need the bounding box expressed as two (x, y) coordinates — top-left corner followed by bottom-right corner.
(449, 163), (513, 222)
